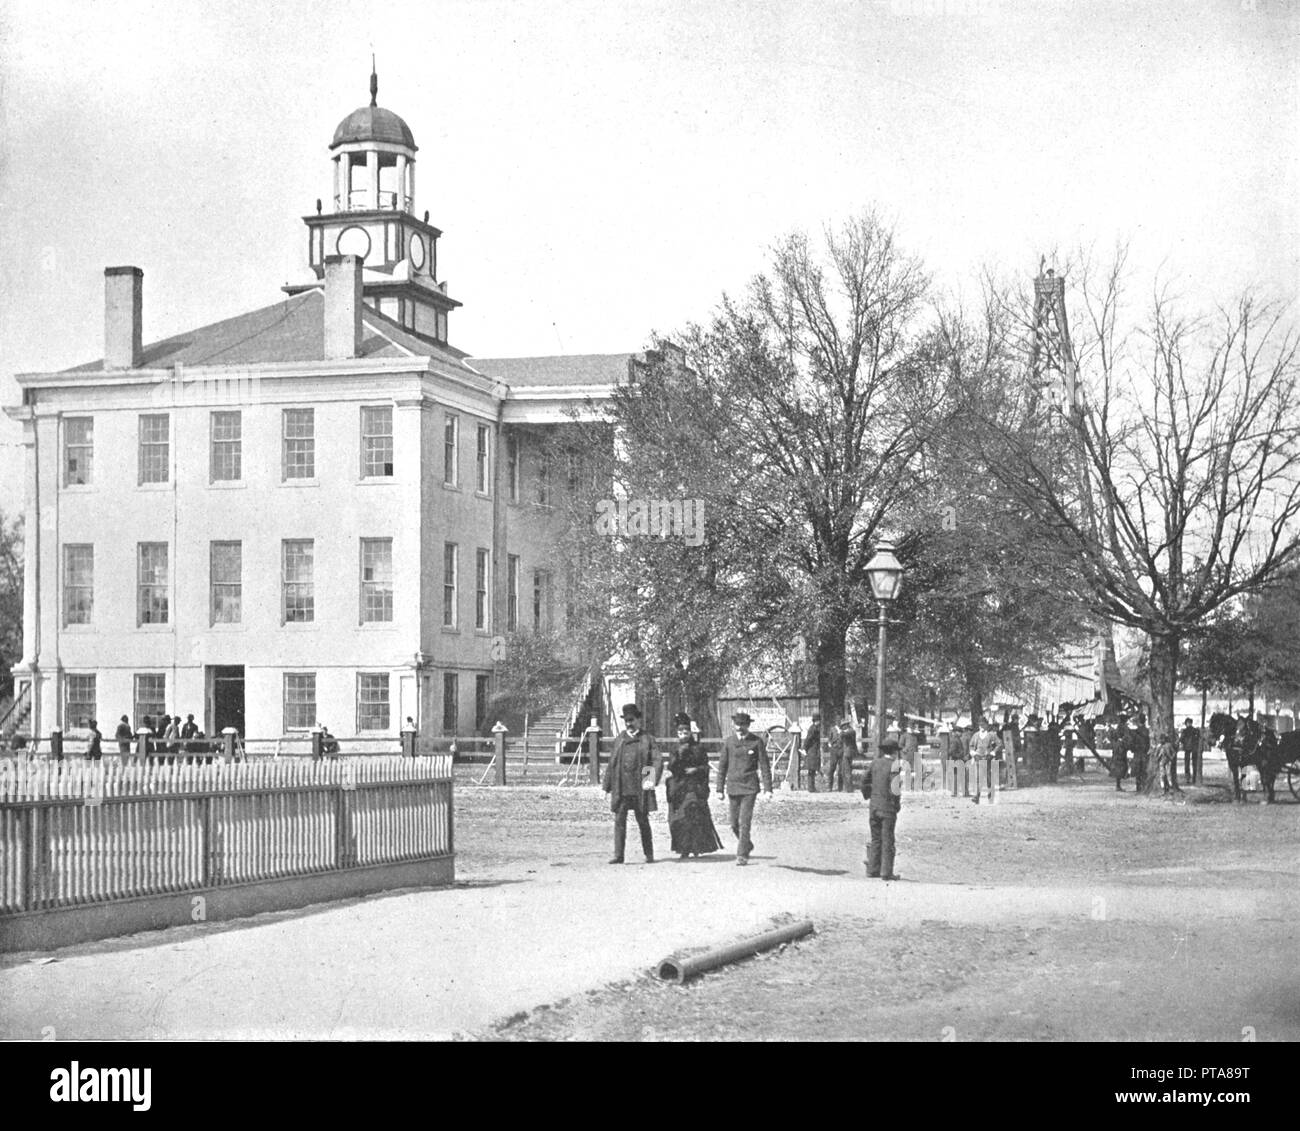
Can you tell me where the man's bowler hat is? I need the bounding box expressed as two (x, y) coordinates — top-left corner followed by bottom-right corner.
(621, 703), (642, 720)
(731, 711), (752, 725)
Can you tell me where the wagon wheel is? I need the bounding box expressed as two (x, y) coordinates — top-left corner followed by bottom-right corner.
(1288, 759), (1300, 802)
(766, 726), (793, 785)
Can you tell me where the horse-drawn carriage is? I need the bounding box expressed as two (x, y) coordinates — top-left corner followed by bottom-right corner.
(1209, 712), (1300, 803)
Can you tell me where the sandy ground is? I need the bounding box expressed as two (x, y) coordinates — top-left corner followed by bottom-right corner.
(1, 762), (1296, 1041)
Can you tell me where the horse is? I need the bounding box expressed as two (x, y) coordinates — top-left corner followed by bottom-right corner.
(1211, 713), (1283, 803)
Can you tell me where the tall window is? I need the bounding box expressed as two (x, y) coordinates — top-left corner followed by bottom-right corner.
(442, 672), (459, 735)
(138, 414), (170, 484)
(535, 455), (551, 506)
(282, 408), (315, 480)
(357, 673), (390, 731)
(134, 673), (166, 729)
(64, 674), (96, 730)
(476, 424), (490, 493)
(507, 433), (520, 503)
(137, 543), (168, 625)
(361, 405), (394, 478)
(283, 673), (316, 731)
(282, 540), (315, 622)
(210, 541), (242, 624)
(443, 414), (459, 486)
(475, 674), (490, 734)
(443, 542), (458, 628)
(360, 538), (393, 623)
(475, 548), (490, 630)
(64, 417), (93, 486)
(507, 554), (520, 632)
(533, 570), (552, 634)
(210, 411), (242, 482)
(63, 544), (93, 625)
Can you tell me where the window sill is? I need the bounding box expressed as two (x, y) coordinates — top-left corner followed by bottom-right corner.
(136, 481), (172, 491)
(208, 480), (246, 489)
(441, 626), (460, 634)
(134, 623), (173, 631)
(442, 482), (461, 492)
(60, 484), (95, 493)
(207, 622), (246, 631)
(474, 490), (492, 501)
(281, 478), (319, 488)
(357, 621), (397, 630)
(281, 621), (319, 629)
(355, 477), (397, 486)
(60, 623), (96, 632)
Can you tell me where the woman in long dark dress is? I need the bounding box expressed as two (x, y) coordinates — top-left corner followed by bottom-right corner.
(665, 712), (723, 859)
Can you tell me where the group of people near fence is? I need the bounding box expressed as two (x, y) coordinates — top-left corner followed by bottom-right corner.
(600, 703), (903, 879)
(92, 712), (209, 763)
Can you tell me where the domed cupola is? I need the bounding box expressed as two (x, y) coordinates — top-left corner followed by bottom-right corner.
(328, 65), (417, 213)
(289, 64), (461, 348)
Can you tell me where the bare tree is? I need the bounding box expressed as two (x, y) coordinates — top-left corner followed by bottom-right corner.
(973, 254), (1300, 780)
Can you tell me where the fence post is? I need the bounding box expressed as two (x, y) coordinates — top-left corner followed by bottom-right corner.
(491, 720), (507, 786)
(222, 728), (237, 762)
(401, 723), (417, 758)
(587, 719), (601, 785)
(311, 727), (324, 762)
(135, 728), (152, 762)
(50, 728), (64, 762)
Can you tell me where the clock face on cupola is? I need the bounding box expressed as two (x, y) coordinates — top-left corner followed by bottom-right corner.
(288, 62), (458, 344)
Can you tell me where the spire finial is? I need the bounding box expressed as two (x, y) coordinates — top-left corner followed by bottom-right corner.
(370, 55), (378, 107)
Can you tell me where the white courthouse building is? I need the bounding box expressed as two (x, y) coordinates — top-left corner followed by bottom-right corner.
(5, 73), (636, 745)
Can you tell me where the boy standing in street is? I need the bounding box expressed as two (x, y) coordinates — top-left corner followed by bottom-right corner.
(862, 738), (902, 880)
(717, 711), (772, 866)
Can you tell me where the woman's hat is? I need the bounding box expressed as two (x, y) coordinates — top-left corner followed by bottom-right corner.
(672, 712), (692, 728)
(621, 704), (642, 720)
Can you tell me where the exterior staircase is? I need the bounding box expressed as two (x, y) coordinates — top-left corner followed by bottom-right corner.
(501, 670), (601, 780)
(0, 685), (33, 753)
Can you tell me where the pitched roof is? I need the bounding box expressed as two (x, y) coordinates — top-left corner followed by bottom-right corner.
(466, 353), (634, 387)
(62, 291), (471, 373)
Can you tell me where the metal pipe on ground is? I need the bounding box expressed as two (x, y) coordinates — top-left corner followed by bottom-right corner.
(656, 920), (815, 984)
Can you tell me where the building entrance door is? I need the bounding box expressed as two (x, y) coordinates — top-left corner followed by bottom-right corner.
(208, 665), (246, 737)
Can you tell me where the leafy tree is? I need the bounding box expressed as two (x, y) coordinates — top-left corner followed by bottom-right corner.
(565, 212), (949, 734)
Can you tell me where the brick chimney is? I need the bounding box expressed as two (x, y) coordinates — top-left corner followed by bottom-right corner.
(324, 255), (364, 359)
(104, 266), (144, 369)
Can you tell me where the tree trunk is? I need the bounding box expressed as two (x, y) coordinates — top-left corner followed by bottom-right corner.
(815, 626), (848, 732)
(968, 689), (984, 727)
(1200, 686), (1207, 730)
(1145, 633), (1180, 795)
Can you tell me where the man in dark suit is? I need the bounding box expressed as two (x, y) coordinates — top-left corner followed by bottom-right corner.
(1179, 717), (1200, 783)
(114, 715), (133, 755)
(716, 711), (772, 866)
(862, 737), (902, 879)
(802, 711), (821, 792)
(602, 703), (661, 864)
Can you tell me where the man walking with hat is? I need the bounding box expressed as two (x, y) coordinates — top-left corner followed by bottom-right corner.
(862, 737), (903, 880)
(602, 703), (662, 864)
(716, 711), (772, 865)
(802, 711), (821, 792)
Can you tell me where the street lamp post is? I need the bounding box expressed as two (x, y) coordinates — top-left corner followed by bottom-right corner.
(865, 541), (903, 757)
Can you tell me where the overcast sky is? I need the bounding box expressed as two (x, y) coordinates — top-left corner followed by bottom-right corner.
(1, 0), (1296, 516)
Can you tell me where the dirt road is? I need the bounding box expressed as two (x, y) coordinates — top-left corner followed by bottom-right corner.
(1, 766), (1295, 1041)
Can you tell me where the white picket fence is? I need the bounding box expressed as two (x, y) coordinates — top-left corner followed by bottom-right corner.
(0, 755), (451, 802)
